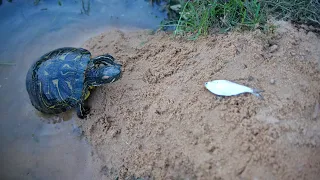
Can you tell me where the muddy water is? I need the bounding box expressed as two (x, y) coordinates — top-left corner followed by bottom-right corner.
(0, 0), (165, 179)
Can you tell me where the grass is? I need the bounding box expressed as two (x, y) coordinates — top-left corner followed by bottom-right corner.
(262, 0), (320, 27)
(158, 0), (320, 39)
(160, 0), (266, 39)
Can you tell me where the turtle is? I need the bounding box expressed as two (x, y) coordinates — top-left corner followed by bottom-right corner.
(26, 47), (122, 119)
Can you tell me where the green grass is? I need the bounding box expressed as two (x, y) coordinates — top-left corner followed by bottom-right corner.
(158, 0), (320, 39)
(262, 0), (320, 27)
(160, 0), (266, 40)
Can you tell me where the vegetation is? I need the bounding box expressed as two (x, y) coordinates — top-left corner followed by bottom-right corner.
(262, 0), (320, 27)
(157, 0), (320, 39)
(167, 0), (265, 39)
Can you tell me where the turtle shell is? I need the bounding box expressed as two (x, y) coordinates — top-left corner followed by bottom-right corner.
(26, 47), (92, 114)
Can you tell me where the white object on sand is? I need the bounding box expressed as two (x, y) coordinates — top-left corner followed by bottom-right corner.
(204, 80), (263, 99)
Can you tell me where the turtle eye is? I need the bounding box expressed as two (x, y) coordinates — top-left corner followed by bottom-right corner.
(102, 76), (110, 80)
(96, 63), (108, 68)
(98, 64), (105, 68)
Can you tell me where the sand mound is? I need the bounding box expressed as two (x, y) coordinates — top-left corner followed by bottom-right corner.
(77, 22), (320, 180)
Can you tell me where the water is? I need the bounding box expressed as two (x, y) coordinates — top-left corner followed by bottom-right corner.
(0, 0), (165, 179)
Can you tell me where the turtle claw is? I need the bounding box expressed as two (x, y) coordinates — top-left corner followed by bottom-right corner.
(84, 106), (90, 115)
(77, 110), (86, 119)
(77, 103), (90, 119)
(77, 111), (86, 119)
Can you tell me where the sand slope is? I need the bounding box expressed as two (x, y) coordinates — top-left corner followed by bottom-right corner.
(77, 22), (320, 180)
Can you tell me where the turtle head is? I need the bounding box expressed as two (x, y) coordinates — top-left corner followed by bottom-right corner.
(100, 65), (122, 83)
(85, 55), (122, 86)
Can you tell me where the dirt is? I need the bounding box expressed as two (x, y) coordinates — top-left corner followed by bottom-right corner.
(76, 22), (320, 180)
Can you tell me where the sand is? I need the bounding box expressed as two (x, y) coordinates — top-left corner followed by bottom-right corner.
(76, 22), (320, 180)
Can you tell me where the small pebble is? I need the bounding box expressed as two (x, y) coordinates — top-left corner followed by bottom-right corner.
(270, 79), (276, 85)
(248, 76), (254, 81)
(269, 45), (278, 53)
(309, 25), (315, 31)
(249, 144), (256, 151)
(290, 52), (296, 56)
(312, 101), (319, 120)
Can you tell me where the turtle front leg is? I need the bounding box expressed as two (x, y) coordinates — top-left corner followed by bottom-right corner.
(76, 102), (90, 119)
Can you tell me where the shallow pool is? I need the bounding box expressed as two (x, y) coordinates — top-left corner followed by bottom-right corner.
(0, 0), (165, 179)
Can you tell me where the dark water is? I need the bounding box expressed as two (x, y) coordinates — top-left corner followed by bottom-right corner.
(0, 0), (165, 179)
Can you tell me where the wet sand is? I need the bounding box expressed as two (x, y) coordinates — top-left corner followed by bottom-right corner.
(78, 22), (320, 179)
